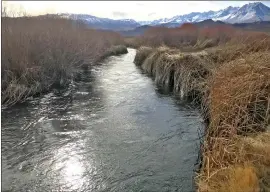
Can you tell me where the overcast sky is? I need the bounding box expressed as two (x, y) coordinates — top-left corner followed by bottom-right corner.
(3, 1), (270, 21)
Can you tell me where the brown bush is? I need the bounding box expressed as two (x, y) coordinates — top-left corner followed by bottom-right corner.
(135, 23), (270, 52)
(134, 46), (213, 101)
(196, 25), (236, 48)
(133, 46), (154, 66)
(133, 22), (270, 192)
(198, 132), (270, 192)
(1, 16), (126, 106)
(198, 52), (270, 192)
(206, 32), (270, 64)
(134, 40), (270, 192)
(207, 52), (270, 136)
(139, 23), (199, 49)
(124, 37), (141, 48)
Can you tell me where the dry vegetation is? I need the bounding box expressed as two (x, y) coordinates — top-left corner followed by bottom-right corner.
(134, 24), (270, 192)
(2, 16), (127, 106)
(124, 37), (141, 48)
(128, 23), (270, 51)
(134, 46), (213, 102)
(199, 52), (270, 192)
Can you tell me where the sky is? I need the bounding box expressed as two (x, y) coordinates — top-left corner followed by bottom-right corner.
(3, 1), (270, 21)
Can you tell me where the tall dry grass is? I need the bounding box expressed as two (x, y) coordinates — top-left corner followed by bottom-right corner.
(134, 27), (270, 191)
(124, 37), (141, 48)
(134, 27), (270, 102)
(132, 23), (231, 50)
(132, 23), (270, 52)
(207, 52), (270, 136)
(198, 51), (270, 192)
(2, 16), (126, 106)
(134, 46), (213, 102)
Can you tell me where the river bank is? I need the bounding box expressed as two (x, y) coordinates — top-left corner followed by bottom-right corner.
(2, 49), (202, 192)
(134, 45), (270, 192)
(1, 16), (128, 107)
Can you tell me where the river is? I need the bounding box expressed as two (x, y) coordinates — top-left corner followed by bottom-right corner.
(1, 48), (203, 192)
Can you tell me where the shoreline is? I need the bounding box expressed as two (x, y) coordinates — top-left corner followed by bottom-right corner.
(1, 45), (128, 108)
(133, 46), (270, 192)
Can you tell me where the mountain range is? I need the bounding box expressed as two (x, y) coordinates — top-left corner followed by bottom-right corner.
(141, 2), (270, 25)
(56, 2), (270, 31)
(119, 20), (270, 37)
(58, 13), (140, 31)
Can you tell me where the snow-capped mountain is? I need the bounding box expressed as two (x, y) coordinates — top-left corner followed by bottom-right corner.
(225, 2), (270, 23)
(54, 2), (270, 31)
(58, 13), (140, 31)
(139, 2), (270, 26)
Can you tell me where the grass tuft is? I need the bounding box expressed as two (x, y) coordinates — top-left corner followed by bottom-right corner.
(133, 46), (153, 66)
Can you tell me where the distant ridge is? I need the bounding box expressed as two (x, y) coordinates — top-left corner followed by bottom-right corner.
(44, 2), (270, 31)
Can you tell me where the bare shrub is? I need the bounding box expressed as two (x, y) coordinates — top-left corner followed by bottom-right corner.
(2, 16), (126, 106)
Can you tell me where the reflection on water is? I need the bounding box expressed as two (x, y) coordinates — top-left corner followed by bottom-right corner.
(53, 144), (86, 191)
(2, 49), (202, 192)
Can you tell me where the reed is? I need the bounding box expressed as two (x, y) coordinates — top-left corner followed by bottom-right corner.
(134, 29), (270, 191)
(2, 16), (127, 106)
(135, 47), (212, 102)
(198, 51), (270, 192)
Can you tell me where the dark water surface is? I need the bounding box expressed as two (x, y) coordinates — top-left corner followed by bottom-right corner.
(2, 49), (203, 192)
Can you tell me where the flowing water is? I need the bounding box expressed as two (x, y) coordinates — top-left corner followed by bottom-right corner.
(1, 48), (203, 192)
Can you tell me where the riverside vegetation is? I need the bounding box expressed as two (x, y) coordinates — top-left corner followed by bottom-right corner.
(132, 24), (270, 192)
(2, 16), (128, 106)
(2, 13), (269, 192)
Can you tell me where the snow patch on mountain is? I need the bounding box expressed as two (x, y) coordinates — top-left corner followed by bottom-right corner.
(54, 2), (270, 31)
(146, 2), (270, 25)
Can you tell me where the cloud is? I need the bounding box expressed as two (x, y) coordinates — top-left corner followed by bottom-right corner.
(148, 12), (156, 17)
(4, 1), (270, 21)
(112, 11), (127, 18)
(136, 3), (144, 6)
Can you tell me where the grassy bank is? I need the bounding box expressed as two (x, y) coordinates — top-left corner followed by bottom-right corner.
(198, 52), (270, 192)
(134, 30), (270, 191)
(134, 46), (212, 102)
(2, 16), (128, 106)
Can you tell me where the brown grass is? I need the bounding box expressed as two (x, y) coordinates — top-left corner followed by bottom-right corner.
(133, 29), (270, 191)
(134, 46), (213, 101)
(2, 16), (127, 106)
(141, 47), (172, 75)
(207, 32), (270, 64)
(198, 131), (270, 192)
(223, 165), (259, 192)
(207, 52), (270, 137)
(100, 45), (128, 61)
(124, 37), (142, 48)
(199, 163), (260, 192)
(198, 52), (270, 192)
(133, 23), (270, 52)
(134, 46), (153, 66)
